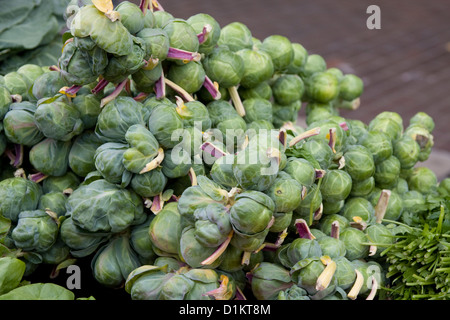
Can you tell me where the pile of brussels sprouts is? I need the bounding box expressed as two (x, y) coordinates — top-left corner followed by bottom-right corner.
(0, 0), (449, 300)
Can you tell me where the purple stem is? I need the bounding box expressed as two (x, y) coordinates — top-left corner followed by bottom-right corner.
(201, 142), (227, 159)
(133, 92), (148, 102)
(13, 144), (23, 167)
(100, 78), (129, 108)
(315, 169), (326, 179)
(339, 122), (349, 131)
(91, 78), (110, 94)
(29, 172), (48, 183)
(295, 219), (315, 239)
(197, 24), (212, 44)
(202, 75), (221, 100)
(65, 85), (82, 96)
(167, 47), (201, 63)
(154, 72), (166, 99)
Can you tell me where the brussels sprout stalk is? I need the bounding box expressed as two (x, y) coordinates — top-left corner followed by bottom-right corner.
(366, 276), (379, 300)
(201, 230), (234, 266)
(347, 269), (364, 300)
(201, 141), (227, 159)
(142, 57), (160, 71)
(100, 78), (129, 108)
(350, 216), (368, 231)
(203, 274), (232, 300)
(139, 148), (165, 174)
(375, 189), (391, 224)
(202, 75), (222, 100)
(92, 78), (110, 94)
(139, 0), (150, 13)
(167, 47), (201, 63)
(327, 128), (337, 153)
(288, 127), (321, 147)
(228, 86), (245, 117)
(150, 193), (163, 214)
(260, 229), (289, 252)
(5, 144), (23, 168)
(164, 78), (194, 102)
(294, 219), (316, 239)
(28, 172), (48, 183)
(197, 24), (213, 44)
(154, 72), (166, 99)
(330, 220), (340, 239)
(133, 92), (149, 102)
(59, 85), (82, 98)
(188, 167), (198, 186)
(316, 256), (336, 291)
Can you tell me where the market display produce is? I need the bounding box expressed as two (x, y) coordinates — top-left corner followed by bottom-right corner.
(0, 0), (449, 301)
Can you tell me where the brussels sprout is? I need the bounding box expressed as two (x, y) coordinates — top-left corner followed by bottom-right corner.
(3, 72), (30, 97)
(193, 203), (232, 248)
(40, 236), (71, 265)
(374, 155), (401, 189)
(115, 1), (145, 34)
(209, 153), (238, 189)
(319, 169), (352, 203)
(103, 36), (146, 83)
(72, 89), (102, 129)
(3, 102), (44, 146)
(236, 48), (274, 88)
(175, 100), (211, 131)
(334, 256), (357, 290)
(95, 96), (144, 143)
(0, 177), (42, 223)
(70, 5), (134, 56)
(59, 41), (102, 86)
(403, 124), (434, 162)
(149, 202), (183, 257)
(94, 142), (132, 187)
(230, 191), (275, 236)
(407, 167), (437, 194)
(341, 197), (375, 225)
(265, 172), (303, 213)
(250, 262), (293, 300)
(322, 200), (345, 215)
(34, 99), (84, 141)
(0, 257), (26, 295)
(187, 13), (221, 55)
(153, 10), (174, 27)
(305, 102), (337, 126)
(31, 71), (66, 101)
(163, 18), (199, 54)
(272, 100), (301, 128)
(307, 119), (346, 154)
(167, 61), (205, 94)
(125, 265), (174, 300)
(136, 28), (170, 62)
(260, 35), (294, 72)
(283, 157), (316, 188)
(148, 103), (184, 149)
(368, 115), (403, 142)
(339, 228), (369, 260)
(305, 71), (340, 103)
(246, 120), (275, 139)
(12, 210), (59, 253)
(130, 167), (167, 198)
(238, 81), (272, 101)
(300, 54), (327, 79)
(409, 112), (435, 133)
(270, 211), (293, 233)
(392, 135), (420, 170)
(271, 74), (304, 105)
(92, 235), (141, 288)
(42, 172), (80, 194)
(29, 138), (72, 177)
(0, 86), (12, 120)
(16, 64), (45, 86)
(161, 148), (191, 179)
(369, 189), (403, 221)
(68, 130), (104, 177)
(160, 269), (216, 300)
(339, 74), (364, 101)
(217, 245), (248, 273)
(290, 257), (336, 297)
(343, 145), (375, 181)
(317, 236), (346, 259)
(359, 130), (393, 164)
(202, 46), (244, 88)
(437, 178), (450, 198)
(218, 22), (253, 52)
(66, 179), (145, 233)
(38, 192), (67, 217)
(286, 43), (308, 74)
(285, 238), (322, 267)
(365, 223), (394, 258)
(179, 225), (223, 269)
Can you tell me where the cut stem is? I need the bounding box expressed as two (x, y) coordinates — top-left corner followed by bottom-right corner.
(202, 75), (221, 100)
(375, 189), (391, 224)
(28, 172), (48, 183)
(154, 72), (166, 99)
(330, 220), (340, 239)
(288, 127), (321, 147)
(228, 86), (245, 117)
(294, 219), (316, 240)
(91, 78), (109, 94)
(201, 141), (227, 159)
(167, 47), (201, 63)
(100, 78), (129, 108)
(347, 269), (364, 300)
(197, 24), (212, 44)
(139, 148), (165, 174)
(201, 231), (234, 266)
(164, 78), (194, 102)
(316, 256), (336, 291)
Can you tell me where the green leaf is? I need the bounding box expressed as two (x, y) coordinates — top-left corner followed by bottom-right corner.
(0, 283), (75, 300)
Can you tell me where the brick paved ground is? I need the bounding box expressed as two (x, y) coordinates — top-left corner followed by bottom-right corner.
(131, 0), (450, 177)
